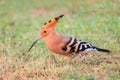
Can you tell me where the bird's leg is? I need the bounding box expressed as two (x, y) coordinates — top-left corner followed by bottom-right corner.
(67, 56), (72, 65)
(66, 54), (79, 64)
(71, 54), (79, 59)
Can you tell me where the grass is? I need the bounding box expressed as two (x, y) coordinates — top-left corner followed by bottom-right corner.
(0, 0), (120, 79)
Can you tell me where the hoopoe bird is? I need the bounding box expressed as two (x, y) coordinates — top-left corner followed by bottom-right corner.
(28, 15), (110, 64)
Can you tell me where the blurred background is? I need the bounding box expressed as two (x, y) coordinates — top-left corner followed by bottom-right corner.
(0, 0), (120, 79)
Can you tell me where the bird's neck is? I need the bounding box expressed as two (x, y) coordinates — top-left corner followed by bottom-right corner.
(43, 30), (62, 48)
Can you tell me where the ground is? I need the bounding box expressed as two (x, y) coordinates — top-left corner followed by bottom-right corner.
(0, 0), (120, 80)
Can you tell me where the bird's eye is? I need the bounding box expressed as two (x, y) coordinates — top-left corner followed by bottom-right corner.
(44, 30), (47, 33)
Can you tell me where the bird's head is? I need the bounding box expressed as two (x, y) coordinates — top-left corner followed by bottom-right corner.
(28, 14), (64, 52)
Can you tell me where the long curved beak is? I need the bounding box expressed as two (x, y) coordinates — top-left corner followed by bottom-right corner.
(28, 37), (40, 52)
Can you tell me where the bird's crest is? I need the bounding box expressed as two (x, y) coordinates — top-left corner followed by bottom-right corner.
(42, 14), (64, 28)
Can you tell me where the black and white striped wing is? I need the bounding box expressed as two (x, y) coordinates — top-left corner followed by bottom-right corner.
(62, 37), (95, 54)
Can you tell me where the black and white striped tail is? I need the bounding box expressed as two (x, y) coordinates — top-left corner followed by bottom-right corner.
(62, 37), (110, 54)
(92, 46), (110, 53)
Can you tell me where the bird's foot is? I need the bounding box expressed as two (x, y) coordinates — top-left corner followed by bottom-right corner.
(66, 56), (73, 65)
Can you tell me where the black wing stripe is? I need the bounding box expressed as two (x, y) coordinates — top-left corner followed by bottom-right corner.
(70, 38), (77, 47)
(66, 37), (72, 46)
(77, 42), (87, 52)
(62, 37), (72, 51)
(80, 45), (86, 51)
(69, 47), (75, 53)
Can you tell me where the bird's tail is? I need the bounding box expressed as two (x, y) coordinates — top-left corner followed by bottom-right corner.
(92, 46), (110, 53)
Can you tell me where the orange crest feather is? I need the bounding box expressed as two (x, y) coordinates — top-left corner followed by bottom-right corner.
(40, 14), (64, 38)
(42, 14), (64, 28)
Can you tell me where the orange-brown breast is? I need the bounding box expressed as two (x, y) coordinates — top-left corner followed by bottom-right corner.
(44, 33), (71, 55)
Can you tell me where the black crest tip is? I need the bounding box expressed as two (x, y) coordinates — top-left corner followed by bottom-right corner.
(55, 14), (64, 20)
(59, 14), (64, 18)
